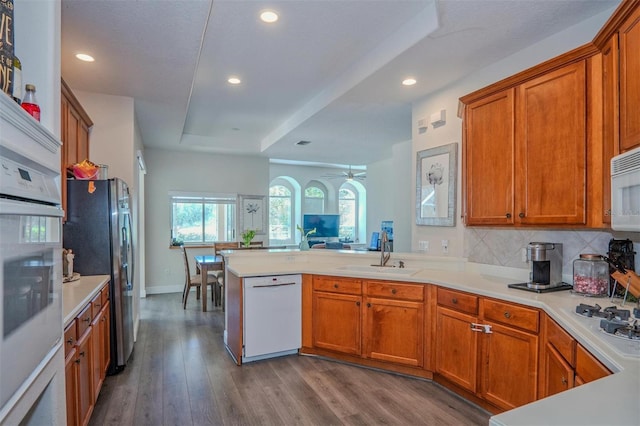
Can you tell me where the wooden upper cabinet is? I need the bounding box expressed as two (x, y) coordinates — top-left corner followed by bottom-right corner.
(602, 36), (619, 224)
(462, 59), (588, 227)
(619, 5), (640, 151)
(515, 61), (587, 225)
(464, 89), (516, 225)
(61, 78), (93, 219)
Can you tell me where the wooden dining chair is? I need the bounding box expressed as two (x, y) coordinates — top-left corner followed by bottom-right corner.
(207, 242), (240, 310)
(181, 246), (217, 309)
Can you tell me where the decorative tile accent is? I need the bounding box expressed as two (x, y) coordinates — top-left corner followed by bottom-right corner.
(462, 228), (635, 277)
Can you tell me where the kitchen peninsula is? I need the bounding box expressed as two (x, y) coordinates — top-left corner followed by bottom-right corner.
(222, 249), (640, 426)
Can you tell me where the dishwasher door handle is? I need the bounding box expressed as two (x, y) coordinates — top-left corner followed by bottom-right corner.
(251, 282), (298, 288)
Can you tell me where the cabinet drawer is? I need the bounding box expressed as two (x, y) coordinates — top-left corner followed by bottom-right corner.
(101, 283), (110, 306)
(76, 304), (92, 339)
(64, 320), (77, 358)
(437, 287), (478, 315)
(545, 315), (576, 366)
(91, 291), (103, 319)
(367, 281), (424, 301)
(483, 299), (539, 333)
(313, 276), (362, 295)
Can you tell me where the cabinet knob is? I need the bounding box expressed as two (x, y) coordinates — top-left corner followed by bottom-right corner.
(561, 376), (567, 385)
(367, 302), (372, 308)
(95, 303), (101, 308)
(79, 351), (85, 357)
(504, 311), (511, 319)
(83, 317), (91, 323)
(451, 298), (458, 304)
(333, 284), (339, 289)
(66, 338), (74, 345)
(355, 301), (360, 306)
(391, 289), (397, 295)
(519, 212), (525, 218)
(75, 359), (81, 365)
(506, 213), (511, 219)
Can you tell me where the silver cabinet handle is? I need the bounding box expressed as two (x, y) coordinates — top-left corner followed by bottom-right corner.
(470, 323), (492, 333)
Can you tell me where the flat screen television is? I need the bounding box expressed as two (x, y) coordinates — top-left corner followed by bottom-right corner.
(303, 214), (340, 238)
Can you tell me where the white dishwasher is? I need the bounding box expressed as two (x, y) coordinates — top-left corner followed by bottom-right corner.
(243, 274), (302, 363)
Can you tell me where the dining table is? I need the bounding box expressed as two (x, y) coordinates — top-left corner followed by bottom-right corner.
(194, 254), (224, 312)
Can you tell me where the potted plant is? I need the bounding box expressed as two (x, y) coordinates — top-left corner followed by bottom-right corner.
(241, 229), (256, 247)
(296, 225), (316, 250)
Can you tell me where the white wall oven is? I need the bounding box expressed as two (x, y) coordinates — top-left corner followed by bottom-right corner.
(0, 146), (63, 415)
(0, 95), (64, 424)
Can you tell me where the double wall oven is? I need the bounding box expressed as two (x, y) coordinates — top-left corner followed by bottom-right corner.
(0, 95), (64, 423)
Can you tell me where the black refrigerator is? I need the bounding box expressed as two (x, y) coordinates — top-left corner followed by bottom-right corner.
(63, 178), (134, 374)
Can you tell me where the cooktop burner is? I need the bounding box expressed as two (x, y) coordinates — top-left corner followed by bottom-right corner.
(575, 303), (631, 320)
(600, 319), (640, 341)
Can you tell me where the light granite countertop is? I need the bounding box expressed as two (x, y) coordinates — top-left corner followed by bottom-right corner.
(223, 249), (640, 426)
(62, 275), (110, 327)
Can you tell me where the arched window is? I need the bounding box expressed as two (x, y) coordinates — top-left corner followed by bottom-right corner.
(269, 184), (293, 242)
(304, 181), (326, 214)
(338, 187), (356, 241)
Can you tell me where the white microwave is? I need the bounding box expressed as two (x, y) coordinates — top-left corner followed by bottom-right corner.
(611, 146), (640, 231)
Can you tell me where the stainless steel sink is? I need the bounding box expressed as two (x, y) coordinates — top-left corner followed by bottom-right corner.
(337, 265), (420, 275)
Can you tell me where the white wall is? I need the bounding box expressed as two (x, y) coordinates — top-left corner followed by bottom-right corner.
(410, 6), (632, 267)
(366, 140), (412, 252)
(145, 148), (269, 294)
(74, 91), (136, 186)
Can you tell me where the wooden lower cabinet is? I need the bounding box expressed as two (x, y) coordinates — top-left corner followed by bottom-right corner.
(542, 343), (574, 397)
(65, 283), (110, 426)
(312, 280), (362, 355)
(435, 306), (479, 392)
(64, 321), (78, 426)
(91, 300), (110, 399)
(363, 281), (425, 367)
(434, 288), (539, 412)
(539, 314), (611, 399)
(575, 344), (611, 384)
(310, 277), (425, 369)
(305, 276), (614, 414)
(75, 328), (94, 426)
(100, 301), (111, 377)
(480, 321), (538, 410)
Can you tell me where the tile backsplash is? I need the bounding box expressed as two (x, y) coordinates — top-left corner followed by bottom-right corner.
(464, 228), (640, 279)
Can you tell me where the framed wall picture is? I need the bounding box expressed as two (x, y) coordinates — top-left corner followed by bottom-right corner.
(238, 194), (267, 235)
(416, 143), (457, 226)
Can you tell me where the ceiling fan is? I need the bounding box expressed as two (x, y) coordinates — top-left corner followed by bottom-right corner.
(322, 166), (366, 181)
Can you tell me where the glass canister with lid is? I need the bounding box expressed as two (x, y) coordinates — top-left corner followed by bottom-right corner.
(573, 254), (609, 296)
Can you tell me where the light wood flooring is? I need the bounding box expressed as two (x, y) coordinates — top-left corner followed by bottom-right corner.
(89, 293), (491, 426)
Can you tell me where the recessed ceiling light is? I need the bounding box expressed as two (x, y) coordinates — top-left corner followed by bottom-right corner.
(75, 53), (95, 62)
(227, 77), (242, 85)
(260, 10), (279, 23)
(402, 78), (417, 86)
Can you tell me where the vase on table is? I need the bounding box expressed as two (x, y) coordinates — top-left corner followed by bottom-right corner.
(299, 239), (310, 251)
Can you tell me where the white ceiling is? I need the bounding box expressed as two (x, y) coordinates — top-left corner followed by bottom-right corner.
(61, 0), (618, 169)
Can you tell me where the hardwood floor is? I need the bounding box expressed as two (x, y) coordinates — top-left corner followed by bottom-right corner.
(89, 293), (490, 426)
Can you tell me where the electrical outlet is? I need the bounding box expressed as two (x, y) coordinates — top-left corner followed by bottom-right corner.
(419, 240), (429, 252)
(441, 239), (449, 254)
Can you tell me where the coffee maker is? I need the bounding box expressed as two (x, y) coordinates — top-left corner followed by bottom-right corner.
(526, 242), (563, 289)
